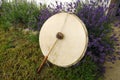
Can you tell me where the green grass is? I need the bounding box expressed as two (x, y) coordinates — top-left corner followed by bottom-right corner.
(0, 27), (101, 80)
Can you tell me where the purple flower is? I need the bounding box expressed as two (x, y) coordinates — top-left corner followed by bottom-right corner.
(114, 22), (120, 27)
(99, 58), (105, 63)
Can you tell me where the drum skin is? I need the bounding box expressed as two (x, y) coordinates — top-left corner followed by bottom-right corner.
(39, 12), (88, 67)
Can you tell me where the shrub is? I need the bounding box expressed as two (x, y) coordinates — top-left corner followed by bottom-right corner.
(37, 1), (79, 31)
(76, 1), (114, 64)
(50, 56), (100, 80)
(0, 0), (39, 30)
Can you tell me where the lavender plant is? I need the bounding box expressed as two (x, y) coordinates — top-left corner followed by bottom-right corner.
(0, 0), (39, 30)
(76, 1), (120, 72)
(37, 1), (79, 30)
(76, 1), (112, 64)
(37, 0), (119, 74)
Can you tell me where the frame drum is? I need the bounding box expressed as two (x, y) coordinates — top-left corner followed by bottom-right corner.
(39, 12), (88, 67)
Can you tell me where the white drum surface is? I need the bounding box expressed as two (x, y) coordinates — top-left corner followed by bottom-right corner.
(39, 12), (88, 67)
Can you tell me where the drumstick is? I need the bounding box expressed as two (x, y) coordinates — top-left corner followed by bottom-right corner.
(37, 55), (48, 73)
(37, 40), (58, 73)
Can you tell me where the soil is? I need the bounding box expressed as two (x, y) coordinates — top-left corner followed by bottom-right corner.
(104, 22), (120, 80)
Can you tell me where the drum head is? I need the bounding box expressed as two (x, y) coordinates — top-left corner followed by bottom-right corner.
(39, 12), (88, 67)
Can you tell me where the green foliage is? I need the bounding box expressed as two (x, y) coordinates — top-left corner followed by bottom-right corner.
(0, 28), (41, 80)
(76, 1), (82, 13)
(47, 56), (99, 80)
(27, 33), (39, 43)
(0, 0), (39, 30)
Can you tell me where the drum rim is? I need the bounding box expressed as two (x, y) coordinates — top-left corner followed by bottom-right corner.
(39, 12), (88, 67)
